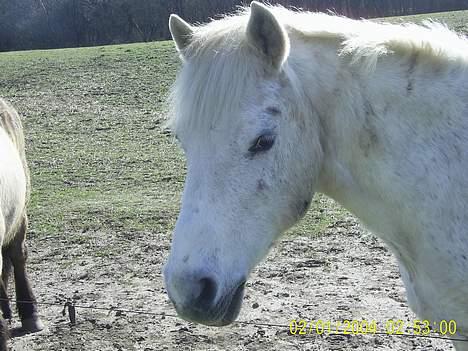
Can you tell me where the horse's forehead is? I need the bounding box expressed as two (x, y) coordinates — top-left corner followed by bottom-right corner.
(172, 53), (265, 136)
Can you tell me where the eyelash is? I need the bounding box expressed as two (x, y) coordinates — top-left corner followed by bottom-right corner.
(248, 134), (275, 153)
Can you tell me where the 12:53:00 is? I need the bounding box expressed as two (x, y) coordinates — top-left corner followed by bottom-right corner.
(289, 319), (457, 336)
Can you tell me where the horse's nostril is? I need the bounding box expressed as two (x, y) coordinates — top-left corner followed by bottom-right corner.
(197, 277), (218, 306)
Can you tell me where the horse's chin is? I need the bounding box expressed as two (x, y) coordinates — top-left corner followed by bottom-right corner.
(176, 281), (246, 327)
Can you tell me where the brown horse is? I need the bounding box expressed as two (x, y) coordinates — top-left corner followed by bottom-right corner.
(0, 99), (42, 350)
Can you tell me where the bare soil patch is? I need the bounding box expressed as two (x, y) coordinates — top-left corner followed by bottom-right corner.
(10, 217), (452, 350)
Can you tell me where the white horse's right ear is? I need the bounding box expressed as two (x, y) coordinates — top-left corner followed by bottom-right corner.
(246, 1), (290, 70)
(169, 14), (194, 53)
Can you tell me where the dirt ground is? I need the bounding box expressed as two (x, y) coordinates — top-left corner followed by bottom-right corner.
(9, 215), (453, 351)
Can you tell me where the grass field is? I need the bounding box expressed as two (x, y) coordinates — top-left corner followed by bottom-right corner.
(1, 9), (466, 244)
(0, 8), (466, 351)
(386, 9), (468, 32)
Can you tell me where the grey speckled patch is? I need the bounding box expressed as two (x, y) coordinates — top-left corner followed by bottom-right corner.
(359, 101), (379, 157)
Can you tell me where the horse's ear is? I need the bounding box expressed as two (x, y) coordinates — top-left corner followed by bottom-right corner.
(169, 14), (194, 53)
(246, 1), (290, 71)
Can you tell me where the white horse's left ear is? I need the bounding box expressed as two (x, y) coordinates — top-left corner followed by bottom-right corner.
(246, 1), (290, 70)
(169, 14), (194, 53)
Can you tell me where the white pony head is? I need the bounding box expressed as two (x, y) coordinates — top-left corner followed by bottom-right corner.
(164, 2), (323, 325)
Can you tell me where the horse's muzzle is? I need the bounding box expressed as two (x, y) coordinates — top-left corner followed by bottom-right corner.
(169, 278), (246, 326)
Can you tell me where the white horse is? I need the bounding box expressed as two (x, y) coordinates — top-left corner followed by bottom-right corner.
(163, 2), (468, 349)
(0, 99), (43, 350)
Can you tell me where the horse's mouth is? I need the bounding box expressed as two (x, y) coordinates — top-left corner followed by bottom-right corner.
(175, 280), (246, 327)
(209, 280), (246, 326)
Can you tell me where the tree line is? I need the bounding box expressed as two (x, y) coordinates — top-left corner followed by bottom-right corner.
(1, 0), (467, 52)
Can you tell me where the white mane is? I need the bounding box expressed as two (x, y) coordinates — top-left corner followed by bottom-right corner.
(168, 6), (468, 133)
(187, 6), (468, 65)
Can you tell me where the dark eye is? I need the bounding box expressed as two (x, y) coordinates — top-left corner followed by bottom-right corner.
(249, 134), (275, 153)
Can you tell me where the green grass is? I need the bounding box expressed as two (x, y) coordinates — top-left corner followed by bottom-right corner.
(1, 42), (183, 236)
(384, 10), (468, 33)
(0, 10), (466, 239)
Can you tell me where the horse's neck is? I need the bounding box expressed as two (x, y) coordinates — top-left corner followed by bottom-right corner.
(305, 43), (465, 237)
(300, 44), (385, 205)
(299, 39), (468, 327)
(312, 45), (467, 238)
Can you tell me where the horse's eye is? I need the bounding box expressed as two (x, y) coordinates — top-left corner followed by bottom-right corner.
(249, 134), (275, 153)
